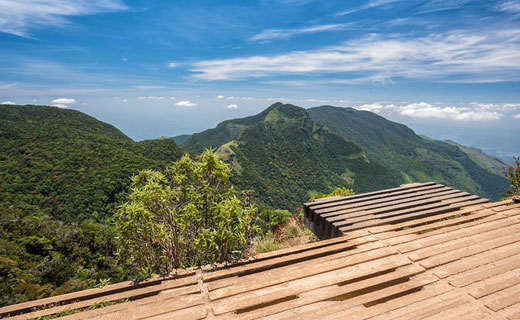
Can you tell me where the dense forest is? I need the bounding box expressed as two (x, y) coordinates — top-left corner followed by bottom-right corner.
(0, 105), (184, 305)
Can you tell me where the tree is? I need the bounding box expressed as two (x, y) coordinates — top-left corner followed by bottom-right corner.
(504, 156), (520, 200)
(115, 150), (256, 277)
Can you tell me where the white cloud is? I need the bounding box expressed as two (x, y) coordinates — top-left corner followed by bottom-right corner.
(497, 1), (520, 13)
(137, 96), (147, 100)
(226, 96), (255, 100)
(337, 0), (404, 16)
(217, 95), (224, 99)
(175, 100), (197, 107)
(167, 62), (176, 68)
(123, 99), (127, 102)
(51, 98), (75, 104)
(191, 29), (520, 83)
(170, 96), (175, 100)
(250, 23), (353, 41)
(399, 102), (503, 121)
(51, 104), (68, 108)
(353, 101), (508, 121)
(1, 101), (16, 105)
(147, 96), (165, 100)
(226, 104), (238, 109)
(513, 114), (520, 119)
(0, 0), (127, 37)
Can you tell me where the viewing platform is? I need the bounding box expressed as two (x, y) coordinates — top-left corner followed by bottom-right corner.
(2, 185), (520, 319)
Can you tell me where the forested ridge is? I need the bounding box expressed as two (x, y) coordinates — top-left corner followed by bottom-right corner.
(0, 105), (184, 305)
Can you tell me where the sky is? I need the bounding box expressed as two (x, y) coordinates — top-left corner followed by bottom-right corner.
(0, 0), (519, 159)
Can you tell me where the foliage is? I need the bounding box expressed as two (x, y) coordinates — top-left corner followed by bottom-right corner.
(307, 105), (510, 200)
(0, 208), (126, 307)
(254, 209), (292, 236)
(0, 105), (185, 222)
(253, 209), (316, 254)
(0, 105), (185, 306)
(184, 103), (399, 210)
(504, 156), (520, 197)
(309, 187), (355, 201)
(115, 151), (257, 277)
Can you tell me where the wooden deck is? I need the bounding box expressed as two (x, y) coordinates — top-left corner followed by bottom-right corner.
(304, 182), (489, 239)
(2, 189), (520, 319)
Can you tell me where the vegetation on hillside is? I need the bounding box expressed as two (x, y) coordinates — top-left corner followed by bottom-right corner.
(307, 105), (510, 200)
(504, 156), (520, 199)
(183, 103), (399, 210)
(0, 105), (185, 221)
(115, 151), (256, 277)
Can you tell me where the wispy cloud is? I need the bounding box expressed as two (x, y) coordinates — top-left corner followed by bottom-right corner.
(513, 114), (520, 119)
(133, 85), (165, 89)
(191, 29), (520, 83)
(354, 101), (520, 121)
(250, 23), (353, 41)
(496, 1), (520, 13)
(1, 101), (16, 105)
(0, 0), (128, 37)
(226, 104), (238, 109)
(175, 100), (197, 107)
(337, 0), (403, 16)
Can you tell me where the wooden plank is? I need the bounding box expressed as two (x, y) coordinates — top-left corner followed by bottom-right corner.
(340, 205), (458, 234)
(305, 182), (436, 209)
(283, 274), (439, 320)
(202, 235), (378, 282)
(398, 215), (520, 254)
(382, 209), (501, 246)
(448, 251), (520, 287)
(498, 302), (520, 320)
(58, 290), (204, 320)
(208, 244), (396, 300)
(333, 193), (477, 229)
(480, 282), (520, 311)
(338, 198), (488, 235)
(466, 268), (520, 299)
(140, 305), (207, 320)
(227, 264), (425, 320)
(321, 187), (457, 220)
(419, 231), (520, 270)
(367, 286), (461, 320)
(210, 254), (411, 315)
(0, 272), (196, 318)
(315, 185), (449, 215)
(9, 282), (200, 320)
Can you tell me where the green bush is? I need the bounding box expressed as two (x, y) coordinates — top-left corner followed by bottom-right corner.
(115, 150), (257, 277)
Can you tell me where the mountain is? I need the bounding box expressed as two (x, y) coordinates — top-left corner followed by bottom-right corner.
(183, 103), (399, 209)
(0, 105), (185, 221)
(444, 140), (511, 176)
(173, 134), (191, 145)
(307, 105), (509, 200)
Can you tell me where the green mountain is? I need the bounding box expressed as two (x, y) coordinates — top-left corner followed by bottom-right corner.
(444, 140), (511, 176)
(307, 105), (509, 200)
(183, 103), (399, 209)
(0, 105), (185, 222)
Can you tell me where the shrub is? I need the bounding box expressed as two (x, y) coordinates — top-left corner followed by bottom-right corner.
(115, 150), (257, 277)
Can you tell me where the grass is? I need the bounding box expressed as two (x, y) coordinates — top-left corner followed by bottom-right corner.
(252, 217), (317, 255)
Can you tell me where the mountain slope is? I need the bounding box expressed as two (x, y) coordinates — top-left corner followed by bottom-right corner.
(184, 103), (399, 209)
(0, 105), (185, 221)
(307, 105), (509, 200)
(444, 140), (510, 176)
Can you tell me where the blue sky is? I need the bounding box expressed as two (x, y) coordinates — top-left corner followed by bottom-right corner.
(0, 0), (519, 157)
